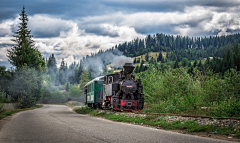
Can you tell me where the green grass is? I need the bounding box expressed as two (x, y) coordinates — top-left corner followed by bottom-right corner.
(74, 107), (240, 138)
(0, 104), (43, 120)
(236, 133), (240, 138)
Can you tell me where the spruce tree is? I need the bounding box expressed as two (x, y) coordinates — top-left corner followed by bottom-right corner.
(59, 58), (67, 85)
(134, 65), (139, 73)
(161, 57), (164, 63)
(7, 6), (45, 70)
(198, 60), (202, 69)
(47, 54), (59, 85)
(79, 68), (90, 95)
(145, 53), (149, 61)
(139, 60), (145, 72)
(133, 58), (136, 63)
(193, 60), (197, 67)
(157, 52), (162, 62)
(181, 58), (188, 67)
(66, 82), (70, 91)
(233, 42), (240, 71)
(174, 59), (179, 69)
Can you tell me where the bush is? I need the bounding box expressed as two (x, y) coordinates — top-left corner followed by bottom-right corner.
(0, 87), (12, 103)
(0, 103), (5, 114)
(134, 65), (240, 117)
(69, 85), (82, 98)
(8, 66), (43, 103)
(18, 94), (36, 108)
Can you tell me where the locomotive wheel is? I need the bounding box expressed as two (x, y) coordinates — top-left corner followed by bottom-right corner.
(93, 103), (97, 109)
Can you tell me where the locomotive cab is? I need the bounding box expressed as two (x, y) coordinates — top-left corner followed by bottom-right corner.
(103, 63), (144, 111)
(85, 63), (144, 111)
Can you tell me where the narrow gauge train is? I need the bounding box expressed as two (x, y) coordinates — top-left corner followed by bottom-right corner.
(84, 63), (144, 111)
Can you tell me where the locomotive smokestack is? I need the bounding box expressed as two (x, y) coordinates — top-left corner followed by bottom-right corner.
(123, 63), (135, 73)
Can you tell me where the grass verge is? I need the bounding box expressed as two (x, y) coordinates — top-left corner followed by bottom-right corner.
(74, 107), (240, 139)
(0, 104), (43, 120)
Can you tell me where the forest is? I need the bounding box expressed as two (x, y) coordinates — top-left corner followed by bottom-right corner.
(0, 6), (240, 116)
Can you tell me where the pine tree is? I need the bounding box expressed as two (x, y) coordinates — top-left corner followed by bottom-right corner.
(149, 57), (156, 65)
(66, 82), (70, 91)
(79, 68), (90, 95)
(47, 54), (59, 85)
(174, 59), (179, 69)
(222, 45), (234, 72)
(7, 6), (45, 71)
(133, 58), (137, 63)
(198, 60), (202, 69)
(139, 60), (145, 72)
(188, 61), (191, 67)
(59, 58), (67, 85)
(134, 65), (139, 73)
(193, 60), (197, 67)
(181, 58), (188, 67)
(157, 52), (162, 62)
(161, 57), (164, 63)
(145, 53), (149, 61)
(233, 42), (240, 71)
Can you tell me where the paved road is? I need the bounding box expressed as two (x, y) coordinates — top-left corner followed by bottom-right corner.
(0, 105), (234, 143)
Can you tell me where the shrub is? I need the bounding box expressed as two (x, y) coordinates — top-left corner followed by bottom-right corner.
(0, 87), (12, 103)
(135, 65), (240, 117)
(8, 66), (43, 102)
(0, 103), (5, 114)
(69, 85), (82, 98)
(18, 94), (36, 108)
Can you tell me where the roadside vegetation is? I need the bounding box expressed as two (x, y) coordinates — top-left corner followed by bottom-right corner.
(135, 66), (240, 117)
(0, 105), (43, 120)
(74, 107), (240, 139)
(131, 42), (240, 118)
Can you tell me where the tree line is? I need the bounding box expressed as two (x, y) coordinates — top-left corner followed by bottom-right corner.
(116, 33), (240, 62)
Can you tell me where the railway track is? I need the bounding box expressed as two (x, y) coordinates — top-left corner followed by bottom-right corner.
(131, 111), (240, 120)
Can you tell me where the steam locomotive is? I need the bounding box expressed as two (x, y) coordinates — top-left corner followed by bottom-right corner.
(84, 63), (144, 111)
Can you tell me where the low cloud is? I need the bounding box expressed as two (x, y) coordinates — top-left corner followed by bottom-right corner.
(84, 24), (119, 37)
(28, 15), (74, 38)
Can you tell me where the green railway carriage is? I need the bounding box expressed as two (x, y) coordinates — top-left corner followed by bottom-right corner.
(84, 76), (104, 107)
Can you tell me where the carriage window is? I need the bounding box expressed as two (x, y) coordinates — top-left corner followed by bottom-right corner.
(108, 76), (113, 84)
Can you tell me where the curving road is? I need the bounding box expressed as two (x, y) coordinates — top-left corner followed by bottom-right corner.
(0, 105), (234, 143)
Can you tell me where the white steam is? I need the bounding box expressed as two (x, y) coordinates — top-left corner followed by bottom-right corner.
(112, 56), (133, 68)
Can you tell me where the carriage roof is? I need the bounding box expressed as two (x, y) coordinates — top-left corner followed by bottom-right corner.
(84, 76), (104, 87)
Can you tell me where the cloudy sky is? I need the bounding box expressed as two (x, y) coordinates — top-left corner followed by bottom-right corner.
(1, 0), (240, 69)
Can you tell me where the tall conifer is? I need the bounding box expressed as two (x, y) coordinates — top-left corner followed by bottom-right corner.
(7, 6), (45, 70)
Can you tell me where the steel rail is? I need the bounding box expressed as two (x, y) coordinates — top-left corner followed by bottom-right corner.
(131, 112), (240, 120)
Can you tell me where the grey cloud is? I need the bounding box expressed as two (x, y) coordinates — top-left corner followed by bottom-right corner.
(84, 25), (119, 37)
(0, 28), (11, 37)
(0, 44), (13, 47)
(202, 1), (240, 8)
(28, 16), (73, 38)
(90, 44), (101, 49)
(0, 0), (115, 22)
(226, 28), (240, 33)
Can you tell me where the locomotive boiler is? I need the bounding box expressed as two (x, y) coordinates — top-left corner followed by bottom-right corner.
(84, 63), (144, 111)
